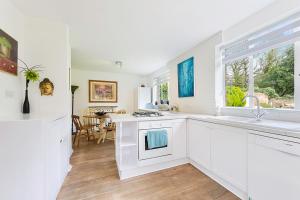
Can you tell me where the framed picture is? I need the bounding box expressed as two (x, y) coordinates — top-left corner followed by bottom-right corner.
(89, 80), (118, 103)
(177, 57), (194, 97)
(0, 29), (18, 75)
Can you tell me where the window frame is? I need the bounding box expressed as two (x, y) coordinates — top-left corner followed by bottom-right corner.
(218, 24), (300, 111)
(222, 43), (299, 110)
(159, 82), (169, 102)
(152, 69), (170, 104)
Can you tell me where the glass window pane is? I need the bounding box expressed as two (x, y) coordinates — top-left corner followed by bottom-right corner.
(159, 82), (169, 101)
(152, 86), (157, 104)
(253, 44), (294, 109)
(225, 57), (249, 107)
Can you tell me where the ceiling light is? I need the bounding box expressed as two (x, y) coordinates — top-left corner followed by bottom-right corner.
(115, 61), (123, 68)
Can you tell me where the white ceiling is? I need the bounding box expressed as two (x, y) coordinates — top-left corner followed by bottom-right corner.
(11, 0), (274, 75)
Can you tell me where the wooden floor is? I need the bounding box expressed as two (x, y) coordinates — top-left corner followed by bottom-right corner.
(57, 139), (239, 200)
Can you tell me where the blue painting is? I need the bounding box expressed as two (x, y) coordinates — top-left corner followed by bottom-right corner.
(177, 57), (194, 97)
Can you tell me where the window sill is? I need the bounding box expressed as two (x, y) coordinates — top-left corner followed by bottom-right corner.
(220, 107), (300, 123)
(221, 106), (298, 112)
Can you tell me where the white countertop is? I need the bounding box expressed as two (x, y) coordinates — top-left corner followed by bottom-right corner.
(110, 112), (300, 138)
(109, 113), (188, 122)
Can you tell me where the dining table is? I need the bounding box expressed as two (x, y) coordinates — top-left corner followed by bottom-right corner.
(82, 114), (110, 129)
(82, 114), (114, 144)
(82, 114), (110, 119)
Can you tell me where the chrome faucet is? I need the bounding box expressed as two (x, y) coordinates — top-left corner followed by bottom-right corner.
(242, 95), (265, 121)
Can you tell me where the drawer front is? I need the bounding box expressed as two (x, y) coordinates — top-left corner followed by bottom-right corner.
(139, 120), (173, 129)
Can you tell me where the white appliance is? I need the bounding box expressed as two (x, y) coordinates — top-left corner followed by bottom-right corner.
(139, 127), (173, 160)
(248, 131), (300, 200)
(137, 87), (152, 110)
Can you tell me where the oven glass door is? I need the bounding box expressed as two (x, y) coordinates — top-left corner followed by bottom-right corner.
(138, 128), (173, 160)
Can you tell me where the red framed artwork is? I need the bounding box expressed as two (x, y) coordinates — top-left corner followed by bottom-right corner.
(0, 29), (18, 76)
(89, 80), (118, 103)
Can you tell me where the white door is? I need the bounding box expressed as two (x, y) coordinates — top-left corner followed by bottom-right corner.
(188, 120), (212, 170)
(211, 124), (247, 192)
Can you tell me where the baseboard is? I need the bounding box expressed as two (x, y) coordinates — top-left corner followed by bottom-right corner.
(119, 158), (189, 180)
(189, 159), (248, 200)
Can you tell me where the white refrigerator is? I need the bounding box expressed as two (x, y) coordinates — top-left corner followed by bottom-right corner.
(137, 87), (152, 110)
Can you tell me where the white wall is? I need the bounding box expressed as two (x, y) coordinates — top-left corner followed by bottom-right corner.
(220, 0), (300, 122)
(223, 0), (300, 42)
(151, 32), (222, 114)
(149, 0), (300, 122)
(72, 69), (145, 115)
(0, 0), (71, 117)
(0, 0), (25, 116)
(24, 17), (71, 115)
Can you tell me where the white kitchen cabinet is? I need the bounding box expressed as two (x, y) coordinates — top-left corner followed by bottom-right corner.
(0, 115), (71, 200)
(172, 119), (187, 159)
(115, 119), (187, 179)
(211, 124), (247, 192)
(46, 119), (63, 200)
(116, 121), (138, 170)
(45, 117), (72, 200)
(60, 117), (72, 181)
(248, 131), (300, 200)
(188, 119), (212, 170)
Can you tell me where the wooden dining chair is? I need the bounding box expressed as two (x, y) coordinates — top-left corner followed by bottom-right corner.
(96, 118), (108, 144)
(102, 122), (116, 144)
(72, 115), (96, 147)
(100, 110), (126, 144)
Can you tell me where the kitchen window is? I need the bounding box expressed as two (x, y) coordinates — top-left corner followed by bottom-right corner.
(221, 12), (300, 110)
(152, 82), (169, 104)
(152, 70), (170, 104)
(159, 82), (169, 103)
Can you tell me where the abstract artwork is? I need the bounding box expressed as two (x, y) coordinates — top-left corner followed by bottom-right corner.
(177, 57), (194, 97)
(0, 29), (18, 75)
(89, 80), (118, 103)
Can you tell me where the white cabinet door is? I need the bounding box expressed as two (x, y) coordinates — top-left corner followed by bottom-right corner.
(46, 120), (63, 200)
(172, 119), (187, 159)
(59, 117), (71, 181)
(188, 120), (212, 170)
(248, 133), (300, 200)
(211, 124), (247, 192)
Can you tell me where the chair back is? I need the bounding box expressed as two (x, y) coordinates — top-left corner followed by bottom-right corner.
(72, 115), (82, 131)
(98, 118), (106, 129)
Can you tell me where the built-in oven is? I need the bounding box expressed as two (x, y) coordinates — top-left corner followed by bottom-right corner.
(138, 127), (173, 160)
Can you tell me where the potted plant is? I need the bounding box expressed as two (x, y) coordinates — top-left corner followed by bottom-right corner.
(20, 59), (42, 114)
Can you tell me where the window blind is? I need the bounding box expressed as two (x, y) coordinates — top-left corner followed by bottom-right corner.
(221, 12), (300, 63)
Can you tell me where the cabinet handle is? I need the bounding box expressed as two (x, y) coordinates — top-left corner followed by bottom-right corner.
(60, 139), (63, 143)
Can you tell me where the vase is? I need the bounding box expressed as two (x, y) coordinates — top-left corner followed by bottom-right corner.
(23, 90), (30, 114)
(23, 80), (30, 114)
